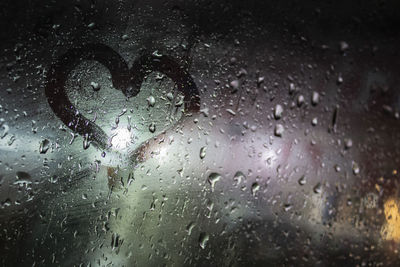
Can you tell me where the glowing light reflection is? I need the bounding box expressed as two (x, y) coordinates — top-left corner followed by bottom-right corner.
(381, 198), (400, 242)
(110, 128), (132, 150)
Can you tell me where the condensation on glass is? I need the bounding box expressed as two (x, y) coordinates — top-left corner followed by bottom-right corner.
(1, 0), (400, 266)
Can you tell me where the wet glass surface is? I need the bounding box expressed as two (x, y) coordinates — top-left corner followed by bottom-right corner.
(1, 0), (400, 266)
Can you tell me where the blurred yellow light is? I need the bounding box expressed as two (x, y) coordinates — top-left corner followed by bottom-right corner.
(381, 198), (400, 242)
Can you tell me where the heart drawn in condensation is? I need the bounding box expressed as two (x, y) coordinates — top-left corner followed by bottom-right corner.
(45, 43), (200, 150)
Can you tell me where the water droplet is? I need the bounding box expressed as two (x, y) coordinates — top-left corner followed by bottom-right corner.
(313, 183), (322, 194)
(199, 232), (209, 249)
(289, 83), (296, 94)
(274, 124), (284, 137)
(297, 95), (305, 107)
(186, 222), (195, 235)
(166, 92), (174, 101)
(339, 41), (349, 52)
(311, 117), (318, 126)
(49, 175), (58, 184)
(149, 122), (156, 133)
(344, 138), (353, 149)
(284, 204), (292, 212)
(2, 198), (11, 207)
(226, 109), (236, 116)
(334, 164), (341, 172)
(298, 175), (306, 185)
(147, 96), (156, 107)
(39, 139), (50, 154)
(347, 199), (352, 206)
(207, 173), (221, 192)
(352, 162), (360, 175)
(0, 118), (9, 139)
(251, 182), (260, 196)
(90, 81), (100, 91)
(175, 95), (184, 107)
(152, 50), (163, 57)
(312, 92), (319, 106)
(111, 233), (121, 251)
(83, 134), (90, 150)
(200, 147), (206, 159)
(337, 74), (343, 84)
(150, 198), (157, 210)
(274, 104), (283, 120)
(200, 108), (209, 117)
(230, 80), (239, 92)
(233, 171), (246, 186)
